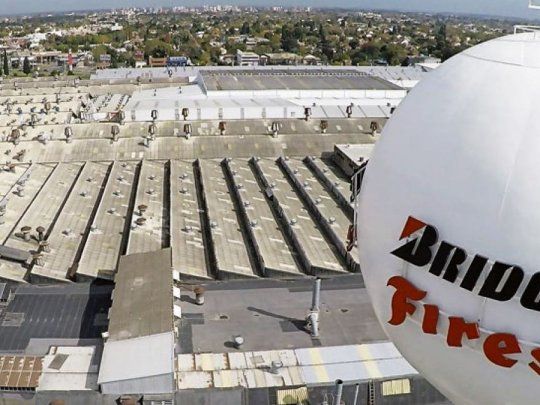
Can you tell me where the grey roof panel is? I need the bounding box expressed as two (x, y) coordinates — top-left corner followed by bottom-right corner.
(107, 248), (173, 341)
(201, 69), (402, 92)
(0, 245), (31, 263)
(0, 284), (112, 351)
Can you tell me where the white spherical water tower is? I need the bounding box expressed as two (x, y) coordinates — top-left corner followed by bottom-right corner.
(357, 32), (540, 404)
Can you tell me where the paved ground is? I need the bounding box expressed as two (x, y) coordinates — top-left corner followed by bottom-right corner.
(177, 275), (387, 354)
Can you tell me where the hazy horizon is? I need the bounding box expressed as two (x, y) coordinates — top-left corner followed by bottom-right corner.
(0, 0), (538, 20)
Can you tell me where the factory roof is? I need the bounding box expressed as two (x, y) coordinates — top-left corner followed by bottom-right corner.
(0, 149), (374, 285)
(176, 342), (417, 389)
(0, 72), (377, 284)
(91, 65), (431, 87)
(356, 65), (430, 82)
(199, 69), (402, 92)
(177, 275), (385, 354)
(107, 248), (173, 341)
(38, 346), (99, 391)
(0, 284), (112, 352)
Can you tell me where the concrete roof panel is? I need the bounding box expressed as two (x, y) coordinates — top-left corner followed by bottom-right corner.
(107, 248), (173, 341)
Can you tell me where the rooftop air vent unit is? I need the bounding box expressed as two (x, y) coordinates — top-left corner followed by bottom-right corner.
(219, 121), (226, 135)
(111, 125), (120, 142)
(304, 107), (312, 121)
(148, 123), (157, 136)
(320, 120), (329, 134)
(346, 103), (354, 118)
(64, 126), (73, 143)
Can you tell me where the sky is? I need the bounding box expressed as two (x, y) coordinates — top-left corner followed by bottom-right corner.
(0, 0), (537, 20)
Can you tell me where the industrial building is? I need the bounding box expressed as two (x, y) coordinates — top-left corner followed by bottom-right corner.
(0, 66), (449, 404)
(0, 67), (395, 285)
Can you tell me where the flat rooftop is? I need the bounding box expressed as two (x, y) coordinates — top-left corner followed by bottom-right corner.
(172, 276), (451, 402)
(335, 143), (375, 158)
(177, 275), (386, 354)
(200, 69), (402, 92)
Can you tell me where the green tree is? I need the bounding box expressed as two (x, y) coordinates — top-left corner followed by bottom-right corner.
(360, 42), (381, 63)
(144, 39), (172, 58)
(3, 50), (8, 76)
(293, 22), (304, 42)
(351, 49), (368, 66)
(23, 57), (31, 75)
(92, 45), (109, 62)
(380, 44), (407, 66)
(281, 24), (298, 52)
(435, 22), (453, 61)
(318, 23), (334, 62)
(240, 22), (250, 35)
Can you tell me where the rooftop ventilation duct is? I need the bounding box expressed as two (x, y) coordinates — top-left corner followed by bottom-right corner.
(138, 204), (147, 216)
(370, 121), (379, 135)
(184, 123), (192, 139)
(320, 120), (328, 134)
(20, 226), (31, 242)
(304, 107), (312, 121)
(10, 128), (21, 143)
(182, 108), (189, 120)
(148, 124), (157, 137)
(111, 125), (120, 142)
(271, 121), (282, 137)
(346, 103), (354, 118)
(64, 126), (73, 143)
(36, 226), (45, 241)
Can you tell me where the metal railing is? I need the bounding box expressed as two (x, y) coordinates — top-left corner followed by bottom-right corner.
(514, 25), (540, 34)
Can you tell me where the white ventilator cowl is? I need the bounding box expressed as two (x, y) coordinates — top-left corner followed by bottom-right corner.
(357, 32), (540, 405)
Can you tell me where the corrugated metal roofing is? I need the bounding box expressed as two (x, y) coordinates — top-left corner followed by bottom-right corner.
(277, 386), (309, 405)
(0, 355), (43, 389)
(176, 343), (418, 390)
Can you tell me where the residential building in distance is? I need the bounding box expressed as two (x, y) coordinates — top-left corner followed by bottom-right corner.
(236, 49), (260, 66)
